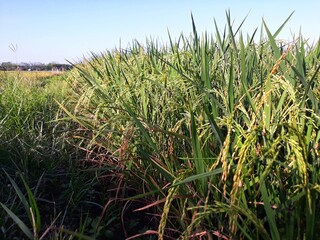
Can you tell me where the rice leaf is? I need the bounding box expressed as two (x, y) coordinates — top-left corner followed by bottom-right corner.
(171, 166), (236, 187)
(260, 181), (280, 240)
(190, 110), (206, 193)
(228, 52), (234, 113)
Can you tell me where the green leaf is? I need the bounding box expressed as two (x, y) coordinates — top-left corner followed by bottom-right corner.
(171, 166), (236, 188)
(204, 105), (224, 148)
(3, 170), (30, 219)
(58, 228), (96, 240)
(55, 100), (93, 129)
(0, 202), (33, 239)
(122, 101), (157, 151)
(190, 110), (206, 193)
(21, 174), (41, 233)
(239, 34), (258, 117)
(260, 181), (280, 240)
(228, 52), (235, 113)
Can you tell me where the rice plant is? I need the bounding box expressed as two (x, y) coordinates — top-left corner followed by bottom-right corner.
(61, 11), (320, 239)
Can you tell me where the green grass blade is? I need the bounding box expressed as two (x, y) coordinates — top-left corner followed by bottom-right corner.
(3, 169), (30, 218)
(260, 181), (280, 240)
(239, 34), (258, 117)
(191, 13), (199, 53)
(201, 33), (210, 89)
(274, 91), (287, 123)
(139, 149), (174, 183)
(171, 165), (236, 188)
(122, 101), (175, 183)
(20, 174), (41, 233)
(55, 100), (93, 129)
(249, 27), (258, 44)
(0, 202), (33, 239)
(190, 110), (206, 192)
(122, 101), (157, 151)
(294, 63), (320, 111)
(203, 105), (224, 148)
(215, 201), (271, 239)
(214, 19), (225, 55)
(58, 228), (96, 240)
(226, 10), (238, 52)
(262, 21), (281, 60)
(263, 75), (272, 131)
(228, 52), (235, 113)
(272, 11), (295, 38)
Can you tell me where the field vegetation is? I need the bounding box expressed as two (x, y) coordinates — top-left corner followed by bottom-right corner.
(1, 13), (320, 239)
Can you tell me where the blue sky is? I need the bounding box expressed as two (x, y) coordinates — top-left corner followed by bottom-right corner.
(1, 0), (319, 64)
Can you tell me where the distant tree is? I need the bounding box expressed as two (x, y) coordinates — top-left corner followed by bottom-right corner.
(47, 62), (55, 71)
(20, 62), (32, 71)
(0, 62), (18, 71)
(0, 61), (72, 71)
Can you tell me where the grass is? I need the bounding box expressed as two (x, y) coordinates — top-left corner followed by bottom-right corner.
(0, 71), (150, 239)
(1, 12), (320, 239)
(0, 70), (108, 239)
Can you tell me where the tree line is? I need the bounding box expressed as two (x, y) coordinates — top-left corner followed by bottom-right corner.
(0, 62), (72, 71)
